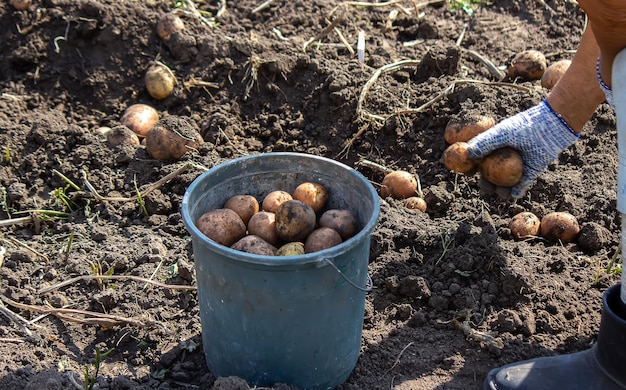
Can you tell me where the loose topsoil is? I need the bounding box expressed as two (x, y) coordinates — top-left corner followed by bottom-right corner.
(0, 0), (621, 389)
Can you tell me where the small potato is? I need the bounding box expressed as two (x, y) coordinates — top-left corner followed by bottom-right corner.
(120, 103), (159, 138)
(478, 148), (523, 187)
(231, 235), (277, 256)
(11, 0), (30, 10)
(380, 170), (417, 199)
(319, 209), (359, 240)
(541, 59), (571, 90)
(106, 125), (140, 146)
(444, 114), (495, 144)
(405, 196), (427, 212)
(292, 182), (329, 213)
(507, 50), (547, 80)
(262, 190), (293, 213)
(509, 211), (541, 240)
(157, 13), (185, 40)
(247, 211), (281, 247)
(145, 116), (204, 161)
(224, 194), (259, 226)
(277, 242), (305, 256)
(145, 63), (176, 101)
(275, 200), (316, 242)
(443, 142), (477, 174)
(304, 227), (343, 253)
(196, 208), (246, 247)
(540, 211), (580, 244)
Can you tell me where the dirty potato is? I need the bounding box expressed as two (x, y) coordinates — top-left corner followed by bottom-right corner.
(304, 227), (343, 253)
(319, 209), (359, 240)
(478, 148), (523, 187)
(275, 200), (316, 242)
(262, 190), (293, 213)
(444, 114), (495, 144)
(509, 211), (541, 240)
(231, 235), (278, 256)
(540, 211), (580, 244)
(196, 208), (246, 247)
(277, 242), (305, 256)
(443, 142), (477, 174)
(380, 170), (417, 199)
(145, 116), (204, 161)
(224, 194), (259, 226)
(292, 182), (329, 213)
(247, 211), (281, 247)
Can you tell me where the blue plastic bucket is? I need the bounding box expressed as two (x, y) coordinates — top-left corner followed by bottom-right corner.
(181, 152), (380, 390)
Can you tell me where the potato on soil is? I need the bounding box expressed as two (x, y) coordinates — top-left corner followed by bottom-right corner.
(304, 227), (343, 253)
(380, 170), (417, 199)
(277, 242), (305, 256)
(262, 190), (293, 213)
(145, 116), (204, 161)
(444, 114), (495, 144)
(405, 196), (427, 212)
(120, 103), (159, 138)
(157, 13), (185, 40)
(540, 212), (580, 243)
(478, 148), (523, 187)
(145, 63), (176, 101)
(106, 125), (140, 146)
(443, 142), (477, 174)
(275, 200), (316, 242)
(507, 50), (547, 80)
(319, 209), (359, 240)
(541, 59), (571, 90)
(247, 211), (281, 247)
(231, 235), (277, 256)
(224, 194), (259, 226)
(196, 208), (246, 247)
(11, 0), (30, 10)
(292, 182), (329, 213)
(509, 211), (541, 240)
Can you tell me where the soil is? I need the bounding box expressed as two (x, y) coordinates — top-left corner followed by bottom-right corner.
(0, 0), (621, 389)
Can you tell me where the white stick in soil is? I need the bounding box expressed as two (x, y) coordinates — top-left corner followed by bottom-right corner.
(611, 48), (626, 305)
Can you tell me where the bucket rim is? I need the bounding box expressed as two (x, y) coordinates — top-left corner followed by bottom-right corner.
(181, 152), (380, 266)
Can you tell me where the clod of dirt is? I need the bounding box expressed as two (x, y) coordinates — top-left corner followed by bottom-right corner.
(577, 222), (613, 251)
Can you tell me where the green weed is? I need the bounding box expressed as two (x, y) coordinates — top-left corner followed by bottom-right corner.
(83, 348), (112, 390)
(447, 0), (489, 16)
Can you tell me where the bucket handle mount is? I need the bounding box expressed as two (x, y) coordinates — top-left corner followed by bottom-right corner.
(322, 259), (373, 292)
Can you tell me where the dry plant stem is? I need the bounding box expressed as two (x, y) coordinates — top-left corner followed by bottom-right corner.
(0, 300), (44, 346)
(463, 49), (506, 80)
(0, 234), (49, 263)
(329, 0), (443, 19)
(334, 27), (354, 55)
(0, 215), (32, 227)
(0, 338), (25, 343)
(1, 296), (167, 330)
(303, 9), (345, 52)
(382, 341), (414, 377)
(81, 162), (204, 203)
(251, 0), (274, 13)
(357, 158), (393, 174)
(216, 0), (227, 18)
(356, 59), (421, 121)
(38, 274), (197, 295)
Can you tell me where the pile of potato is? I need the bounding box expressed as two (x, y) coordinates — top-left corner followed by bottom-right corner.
(195, 182), (361, 256)
(509, 211), (580, 244)
(441, 49), (572, 194)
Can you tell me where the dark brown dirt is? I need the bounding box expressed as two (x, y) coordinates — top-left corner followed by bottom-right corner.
(0, 0), (620, 389)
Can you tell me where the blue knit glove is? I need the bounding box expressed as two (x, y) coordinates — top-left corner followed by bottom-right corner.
(466, 99), (580, 199)
(597, 58), (615, 107)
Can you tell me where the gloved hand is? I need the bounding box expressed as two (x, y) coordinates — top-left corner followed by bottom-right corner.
(466, 99), (580, 199)
(597, 58), (615, 107)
